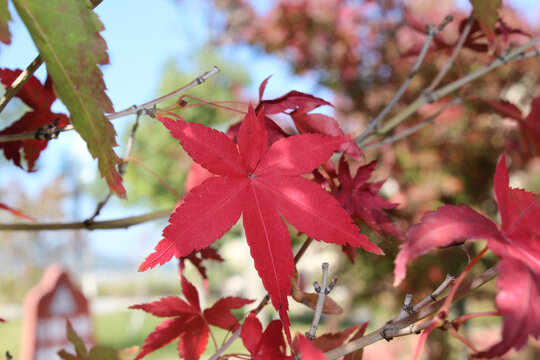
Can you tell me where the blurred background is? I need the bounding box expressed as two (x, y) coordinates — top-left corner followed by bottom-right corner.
(1, 0), (540, 359)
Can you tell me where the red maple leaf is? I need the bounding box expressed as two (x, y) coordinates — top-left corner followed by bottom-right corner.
(139, 104), (381, 341)
(240, 313), (292, 360)
(335, 157), (402, 262)
(393, 154), (540, 358)
(258, 78), (363, 157)
(130, 273), (253, 360)
(293, 335), (326, 360)
(180, 247), (224, 282)
(0, 68), (70, 171)
(312, 325), (360, 352)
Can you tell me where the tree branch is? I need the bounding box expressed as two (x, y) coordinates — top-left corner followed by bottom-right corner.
(0, 66), (220, 143)
(357, 15), (453, 142)
(357, 34), (540, 147)
(0, 209), (172, 231)
(324, 266), (498, 359)
(426, 14), (475, 92)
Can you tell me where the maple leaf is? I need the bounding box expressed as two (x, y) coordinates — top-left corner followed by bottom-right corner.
(0, 69), (70, 171)
(13, 0), (125, 197)
(0, 0), (11, 45)
(130, 273), (253, 360)
(343, 322), (369, 360)
(0, 201), (35, 221)
(335, 157), (402, 262)
(58, 319), (135, 360)
(393, 155), (540, 358)
(258, 78), (363, 157)
(293, 335), (326, 360)
(470, 0), (502, 42)
(140, 104), (381, 341)
(240, 313), (292, 360)
(472, 96), (540, 155)
(180, 247), (224, 282)
(312, 325), (360, 352)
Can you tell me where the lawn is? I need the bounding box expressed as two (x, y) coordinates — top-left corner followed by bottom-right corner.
(0, 311), (248, 359)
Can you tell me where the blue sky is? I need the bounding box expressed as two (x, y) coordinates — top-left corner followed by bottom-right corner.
(0, 0), (324, 265)
(1, 0), (538, 266)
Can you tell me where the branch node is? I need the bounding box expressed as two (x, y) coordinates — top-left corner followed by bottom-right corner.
(313, 281), (321, 293)
(34, 119), (60, 141)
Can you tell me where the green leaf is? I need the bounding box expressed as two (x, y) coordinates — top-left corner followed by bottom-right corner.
(0, 0), (11, 44)
(470, 0), (502, 41)
(12, 0), (126, 197)
(65, 319), (88, 359)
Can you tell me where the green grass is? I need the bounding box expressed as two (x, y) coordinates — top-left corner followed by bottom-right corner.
(0, 311), (248, 359)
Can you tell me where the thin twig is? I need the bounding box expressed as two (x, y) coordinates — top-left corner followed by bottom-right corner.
(357, 34), (540, 147)
(363, 98), (461, 150)
(0, 56), (43, 115)
(324, 266), (498, 359)
(0, 67), (221, 143)
(306, 262), (330, 340)
(427, 14), (475, 92)
(0, 208), (172, 231)
(413, 274), (456, 312)
(84, 114), (141, 225)
(357, 15), (453, 141)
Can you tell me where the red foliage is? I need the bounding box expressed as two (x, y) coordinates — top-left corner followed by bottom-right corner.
(394, 154), (540, 358)
(140, 100), (381, 341)
(130, 273), (253, 360)
(0, 68), (69, 171)
(240, 313), (292, 360)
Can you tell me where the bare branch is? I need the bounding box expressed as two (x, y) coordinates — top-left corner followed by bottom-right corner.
(0, 209), (172, 231)
(358, 34), (540, 147)
(427, 14), (475, 92)
(363, 98), (461, 150)
(0, 66), (221, 143)
(357, 15), (453, 142)
(306, 262), (331, 340)
(324, 266), (497, 359)
(0, 56), (43, 115)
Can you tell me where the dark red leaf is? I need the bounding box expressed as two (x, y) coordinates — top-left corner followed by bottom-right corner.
(0, 69), (69, 171)
(336, 157), (402, 261)
(180, 247), (224, 281)
(257, 90), (332, 115)
(241, 313), (263, 355)
(343, 322), (369, 360)
(394, 154), (540, 358)
(393, 204), (502, 286)
(312, 325), (359, 352)
(473, 257), (540, 358)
